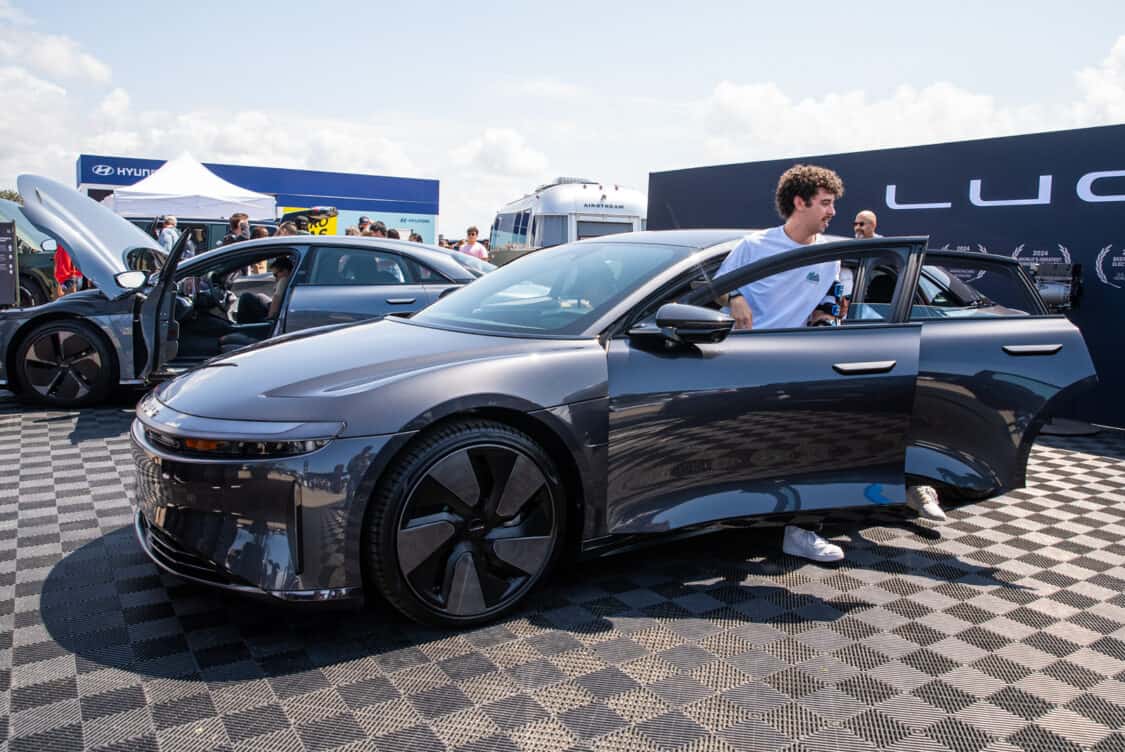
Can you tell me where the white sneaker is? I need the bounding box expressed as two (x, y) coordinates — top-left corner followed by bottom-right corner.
(782, 525), (844, 563)
(906, 486), (947, 521)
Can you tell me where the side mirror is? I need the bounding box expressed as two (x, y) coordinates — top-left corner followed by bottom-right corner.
(114, 270), (148, 290)
(630, 303), (734, 345)
(40, 238), (58, 252)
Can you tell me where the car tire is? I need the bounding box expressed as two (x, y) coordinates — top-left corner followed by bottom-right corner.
(18, 275), (49, 308)
(14, 319), (116, 407)
(366, 419), (566, 627)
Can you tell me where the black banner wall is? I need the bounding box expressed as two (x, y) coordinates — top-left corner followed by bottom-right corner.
(648, 124), (1125, 427)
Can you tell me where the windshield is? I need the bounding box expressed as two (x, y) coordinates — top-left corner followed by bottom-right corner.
(412, 241), (691, 336)
(441, 249), (496, 277)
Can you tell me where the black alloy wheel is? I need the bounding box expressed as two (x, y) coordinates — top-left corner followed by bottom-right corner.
(15, 320), (115, 407)
(368, 420), (565, 626)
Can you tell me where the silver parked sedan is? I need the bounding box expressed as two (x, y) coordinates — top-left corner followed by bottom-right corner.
(0, 175), (490, 406)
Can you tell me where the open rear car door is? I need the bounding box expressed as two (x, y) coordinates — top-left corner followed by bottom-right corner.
(903, 250), (1097, 496)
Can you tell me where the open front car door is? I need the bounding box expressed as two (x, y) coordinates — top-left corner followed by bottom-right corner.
(138, 231), (191, 381)
(603, 237), (928, 535)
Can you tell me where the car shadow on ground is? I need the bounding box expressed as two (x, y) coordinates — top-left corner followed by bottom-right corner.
(0, 387), (143, 444)
(38, 512), (1024, 687)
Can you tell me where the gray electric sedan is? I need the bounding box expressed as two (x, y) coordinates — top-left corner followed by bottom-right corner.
(0, 175), (489, 406)
(131, 230), (1096, 626)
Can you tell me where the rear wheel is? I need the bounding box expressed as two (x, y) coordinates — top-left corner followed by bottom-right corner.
(366, 419), (565, 627)
(14, 320), (115, 407)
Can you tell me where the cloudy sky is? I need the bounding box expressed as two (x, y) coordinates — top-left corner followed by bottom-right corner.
(2, 0), (1124, 234)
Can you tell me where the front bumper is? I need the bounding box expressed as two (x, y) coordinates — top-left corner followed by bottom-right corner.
(133, 510), (360, 603)
(130, 408), (410, 602)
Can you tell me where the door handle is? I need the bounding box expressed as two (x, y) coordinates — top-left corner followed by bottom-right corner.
(832, 360), (896, 375)
(386, 298), (416, 305)
(1003, 344), (1062, 356)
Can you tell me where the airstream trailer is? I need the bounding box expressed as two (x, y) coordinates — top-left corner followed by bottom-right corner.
(488, 178), (646, 265)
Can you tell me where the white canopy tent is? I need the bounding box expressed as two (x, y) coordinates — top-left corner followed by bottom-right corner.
(102, 153), (276, 220)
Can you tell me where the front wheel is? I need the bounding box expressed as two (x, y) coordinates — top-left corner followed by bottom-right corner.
(14, 320), (115, 407)
(366, 419), (566, 627)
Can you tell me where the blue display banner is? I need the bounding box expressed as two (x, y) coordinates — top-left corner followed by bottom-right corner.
(76, 155), (439, 216)
(648, 124), (1125, 427)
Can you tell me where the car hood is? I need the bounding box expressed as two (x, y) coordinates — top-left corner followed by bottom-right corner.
(154, 318), (607, 431)
(17, 174), (164, 295)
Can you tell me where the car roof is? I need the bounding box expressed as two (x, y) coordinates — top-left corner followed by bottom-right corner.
(178, 234), (474, 280)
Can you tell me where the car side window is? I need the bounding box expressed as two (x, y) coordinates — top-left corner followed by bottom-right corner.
(407, 258), (449, 284)
(307, 247), (413, 286)
(720, 250), (907, 330)
(910, 256), (1042, 319)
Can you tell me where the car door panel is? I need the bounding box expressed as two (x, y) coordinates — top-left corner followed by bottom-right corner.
(283, 283), (432, 331)
(906, 315), (1096, 494)
(605, 324), (921, 534)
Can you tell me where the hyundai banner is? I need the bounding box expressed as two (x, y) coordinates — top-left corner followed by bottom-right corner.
(648, 124), (1125, 427)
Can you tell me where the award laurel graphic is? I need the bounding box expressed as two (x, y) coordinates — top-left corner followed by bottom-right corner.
(1096, 244), (1119, 288)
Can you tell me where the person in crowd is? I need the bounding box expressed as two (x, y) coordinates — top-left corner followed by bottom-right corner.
(357, 216), (372, 234)
(248, 226), (271, 273)
(222, 213), (250, 246)
(345, 227), (359, 236)
(409, 231), (423, 242)
(853, 210), (879, 239)
(370, 221), (387, 238)
(276, 221), (298, 236)
(459, 226), (489, 260)
(53, 244), (82, 297)
(266, 256), (294, 318)
(294, 216), (312, 235)
(185, 227), (204, 256)
(718, 165), (942, 563)
(386, 228), (400, 239)
(157, 216), (181, 252)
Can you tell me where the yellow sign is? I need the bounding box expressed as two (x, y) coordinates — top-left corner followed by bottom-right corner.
(281, 207), (337, 236)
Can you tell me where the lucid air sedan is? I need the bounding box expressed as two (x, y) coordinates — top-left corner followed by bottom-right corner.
(131, 230), (1096, 626)
(0, 175), (489, 407)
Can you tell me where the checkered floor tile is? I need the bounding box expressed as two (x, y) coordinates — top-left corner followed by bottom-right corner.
(2, 392), (1124, 751)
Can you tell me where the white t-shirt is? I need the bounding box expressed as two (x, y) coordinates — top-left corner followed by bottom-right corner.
(717, 226), (840, 330)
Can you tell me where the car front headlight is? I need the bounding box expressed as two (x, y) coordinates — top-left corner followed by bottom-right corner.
(144, 430), (330, 458)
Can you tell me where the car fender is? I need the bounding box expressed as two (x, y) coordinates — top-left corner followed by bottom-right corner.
(2, 298), (135, 386)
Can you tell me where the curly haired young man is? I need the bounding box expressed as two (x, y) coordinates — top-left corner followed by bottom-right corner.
(716, 165), (942, 562)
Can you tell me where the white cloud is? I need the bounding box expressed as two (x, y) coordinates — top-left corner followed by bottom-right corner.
(0, 27), (111, 83)
(96, 87), (129, 119)
(1073, 35), (1125, 122)
(451, 128), (548, 177)
(700, 79), (1053, 163)
(0, 66), (72, 184)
